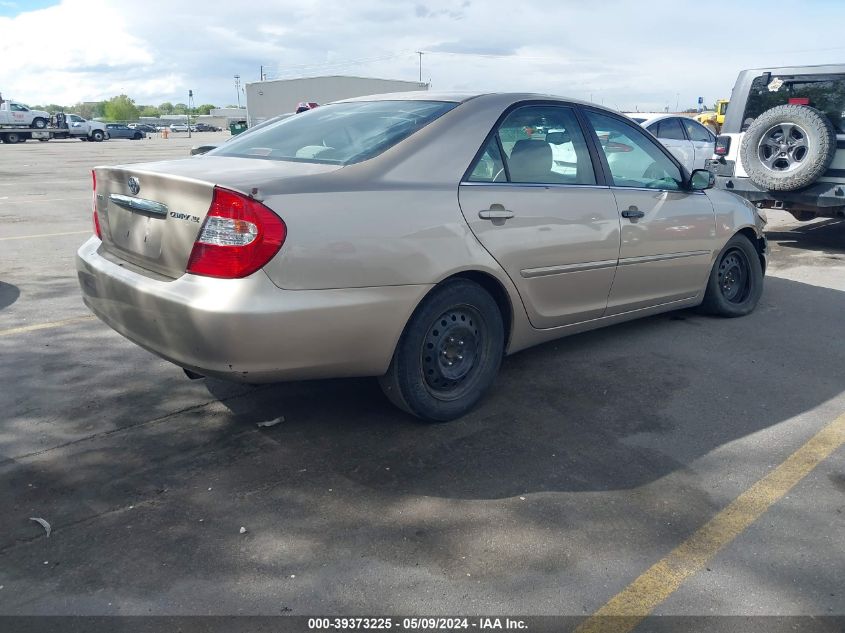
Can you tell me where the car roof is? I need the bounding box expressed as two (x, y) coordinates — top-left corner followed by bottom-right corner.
(334, 91), (621, 114)
(624, 112), (677, 123)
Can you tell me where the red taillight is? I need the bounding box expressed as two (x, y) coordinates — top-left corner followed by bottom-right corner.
(92, 170), (102, 239)
(714, 135), (731, 156)
(186, 186), (286, 279)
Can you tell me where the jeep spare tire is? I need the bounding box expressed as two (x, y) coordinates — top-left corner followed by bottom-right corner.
(740, 105), (836, 191)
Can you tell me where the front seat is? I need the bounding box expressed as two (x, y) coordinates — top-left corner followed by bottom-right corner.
(508, 139), (554, 183)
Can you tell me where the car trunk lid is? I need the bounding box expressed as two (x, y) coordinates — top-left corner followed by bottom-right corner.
(94, 157), (341, 278)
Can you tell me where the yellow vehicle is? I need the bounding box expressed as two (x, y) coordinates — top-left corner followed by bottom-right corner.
(696, 99), (728, 133)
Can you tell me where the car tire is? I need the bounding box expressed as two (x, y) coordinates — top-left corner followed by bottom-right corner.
(740, 105), (836, 191)
(133, 133), (142, 140)
(698, 234), (763, 317)
(90, 130), (104, 142)
(31, 118), (47, 129)
(379, 279), (504, 422)
(4, 132), (22, 143)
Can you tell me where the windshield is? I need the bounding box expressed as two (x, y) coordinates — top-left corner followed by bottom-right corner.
(742, 73), (845, 133)
(212, 100), (458, 165)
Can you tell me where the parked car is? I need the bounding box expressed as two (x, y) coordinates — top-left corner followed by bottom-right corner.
(708, 64), (845, 222)
(627, 113), (716, 174)
(106, 123), (146, 140)
(129, 123), (157, 133)
(194, 123), (220, 132)
(189, 113), (293, 155)
(169, 123), (189, 132)
(77, 93), (767, 422)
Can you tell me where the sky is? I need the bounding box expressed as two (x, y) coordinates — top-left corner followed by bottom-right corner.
(1, 0), (844, 112)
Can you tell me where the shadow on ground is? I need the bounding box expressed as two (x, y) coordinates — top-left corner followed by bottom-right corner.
(0, 275), (843, 614)
(0, 282), (20, 311)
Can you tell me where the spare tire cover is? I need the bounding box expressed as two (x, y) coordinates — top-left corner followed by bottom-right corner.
(740, 105), (836, 191)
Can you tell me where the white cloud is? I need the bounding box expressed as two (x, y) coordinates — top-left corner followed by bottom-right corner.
(0, 0), (842, 110)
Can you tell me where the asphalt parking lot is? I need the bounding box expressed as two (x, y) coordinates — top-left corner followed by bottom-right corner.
(0, 135), (843, 625)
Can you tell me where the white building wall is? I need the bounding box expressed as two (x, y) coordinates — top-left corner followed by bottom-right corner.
(244, 75), (428, 125)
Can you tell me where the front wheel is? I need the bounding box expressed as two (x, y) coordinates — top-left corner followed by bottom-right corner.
(379, 279), (504, 422)
(31, 118), (47, 129)
(90, 130), (104, 142)
(698, 234), (764, 317)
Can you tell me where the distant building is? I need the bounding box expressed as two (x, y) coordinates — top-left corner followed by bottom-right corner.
(245, 75), (429, 125)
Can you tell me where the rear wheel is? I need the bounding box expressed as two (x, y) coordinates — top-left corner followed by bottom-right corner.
(699, 234), (763, 317)
(4, 132), (23, 143)
(379, 279), (504, 422)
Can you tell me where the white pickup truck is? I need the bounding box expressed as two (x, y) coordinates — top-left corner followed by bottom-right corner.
(0, 112), (107, 144)
(0, 101), (51, 128)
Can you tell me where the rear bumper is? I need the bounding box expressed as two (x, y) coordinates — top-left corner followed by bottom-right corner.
(710, 169), (845, 211)
(76, 237), (431, 382)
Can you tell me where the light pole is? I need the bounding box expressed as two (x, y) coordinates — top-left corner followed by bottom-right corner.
(234, 74), (241, 108)
(187, 89), (194, 139)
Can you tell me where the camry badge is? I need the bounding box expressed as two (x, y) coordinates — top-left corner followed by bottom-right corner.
(128, 177), (141, 196)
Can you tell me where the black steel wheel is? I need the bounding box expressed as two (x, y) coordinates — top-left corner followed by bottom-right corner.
(379, 279), (504, 422)
(699, 234), (764, 317)
(717, 248), (751, 304)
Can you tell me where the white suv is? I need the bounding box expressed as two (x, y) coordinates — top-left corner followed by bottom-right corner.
(708, 64), (845, 221)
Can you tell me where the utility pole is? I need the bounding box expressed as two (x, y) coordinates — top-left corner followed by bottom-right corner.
(416, 51), (423, 83)
(260, 65), (264, 81)
(234, 74), (241, 108)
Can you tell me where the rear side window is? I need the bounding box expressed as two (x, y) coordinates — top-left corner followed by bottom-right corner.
(742, 74), (845, 133)
(651, 118), (686, 140)
(213, 100), (457, 165)
(467, 105), (596, 185)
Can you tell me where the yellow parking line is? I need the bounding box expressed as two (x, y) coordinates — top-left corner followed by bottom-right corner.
(0, 315), (96, 337)
(576, 412), (845, 633)
(0, 230), (90, 241)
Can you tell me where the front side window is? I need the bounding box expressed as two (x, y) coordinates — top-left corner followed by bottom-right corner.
(585, 110), (683, 190)
(682, 118), (714, 143)
(11, 103), (27, 112)
(467, 105), (596, 185)
(213, 100), (457, 165)
(742, 74), (845, 133)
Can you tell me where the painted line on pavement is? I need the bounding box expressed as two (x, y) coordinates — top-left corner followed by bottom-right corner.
(0, 315), (96, 337)
(575, 412), (845, 633)
(0, 230), (89, 241)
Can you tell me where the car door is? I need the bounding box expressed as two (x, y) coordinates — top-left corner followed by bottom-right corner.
(681, 118), (717, 170)
(583, 109), (715, 313)
(646, 117), (695, 173)
(458, 103), (621, 329)
(9, 103), (29, 124)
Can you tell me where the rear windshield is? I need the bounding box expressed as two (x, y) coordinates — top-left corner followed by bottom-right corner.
(742, 73), (845, 133)
(212, 100), (458, 165)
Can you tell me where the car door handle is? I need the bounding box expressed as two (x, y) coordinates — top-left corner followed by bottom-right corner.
(621, 206), (645, 219)
(478, 207), (514, 220)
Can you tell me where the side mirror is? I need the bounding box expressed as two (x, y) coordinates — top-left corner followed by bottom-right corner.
(689, 169), (715, 191)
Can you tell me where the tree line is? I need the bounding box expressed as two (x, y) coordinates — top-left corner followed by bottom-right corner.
(28, 95), (237, 121)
